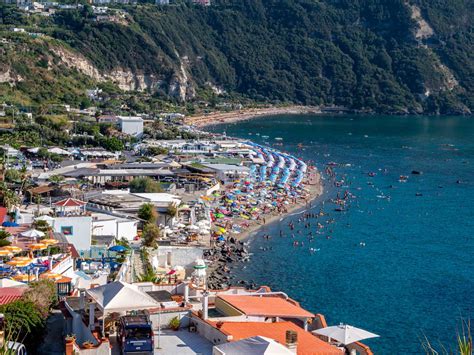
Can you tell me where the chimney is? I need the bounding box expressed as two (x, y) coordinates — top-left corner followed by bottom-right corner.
(79, 289), (86, 310)
(202, 291), (209, 320)
(285, 330), (298, 353)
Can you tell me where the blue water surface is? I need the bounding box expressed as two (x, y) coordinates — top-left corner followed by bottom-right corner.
(206, 114), (474, 354)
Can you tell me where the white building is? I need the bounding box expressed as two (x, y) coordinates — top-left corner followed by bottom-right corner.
(91, 213), (138, 241)
(53, 216), (93, 251)
(118, 116), (144, 137)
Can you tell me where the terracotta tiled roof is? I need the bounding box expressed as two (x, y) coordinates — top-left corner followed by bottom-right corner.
(217, 321), (342, 355)
(218, 295), (314, 318)
(0, 287), (27, 305)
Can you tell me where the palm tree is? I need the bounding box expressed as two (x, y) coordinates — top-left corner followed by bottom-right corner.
(0, 182), (20, 211)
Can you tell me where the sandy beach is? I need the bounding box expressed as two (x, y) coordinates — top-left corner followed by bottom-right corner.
(185, 105), (321, 127)
(235, 170), (323, 242)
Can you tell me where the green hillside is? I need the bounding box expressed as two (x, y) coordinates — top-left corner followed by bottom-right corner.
(1, 0), (472, 114)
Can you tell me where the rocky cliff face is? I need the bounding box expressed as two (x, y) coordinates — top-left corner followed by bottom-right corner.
(50, 45), (194, 98)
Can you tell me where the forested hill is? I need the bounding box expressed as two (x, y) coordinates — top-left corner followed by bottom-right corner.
(1, 0), (473, 114)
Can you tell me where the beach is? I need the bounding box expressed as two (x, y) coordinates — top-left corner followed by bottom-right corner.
(185, 105), (321, 127)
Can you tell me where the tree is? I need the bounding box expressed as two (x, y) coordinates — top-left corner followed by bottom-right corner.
(100, 137), (124, 152)
(142, 223), (161, 248)
(22, 280), (56, 317)
(138, 268), (161, 283)
(165, 205), (178, 225)
(49, 175), (64, 184)
(138, 203), (157, 224)
(33, 220), (52, 234)
(4, 169), (20, 183)
(0, 300), (43, 351)
(0, 229), (11, 247)
(129, 177), (163, 193)
(0, 183), (21, 210)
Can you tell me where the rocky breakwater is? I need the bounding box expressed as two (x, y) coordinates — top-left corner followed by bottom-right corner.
(204, 237), (255, 290)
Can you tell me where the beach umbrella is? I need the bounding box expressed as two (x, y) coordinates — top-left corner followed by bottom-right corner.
(108, 245), (128, 253)
(12, 274), (35, 282)
(21, 229), (45, 238)
(313, 324), (379, 345)
(29, 243), (47, 251)
(7, 259), (33, 267)
(40, 272), (62, 281)
(2, 221), (19, 227)
(11, 257), (32, 262)
(41, 239), (58, 245)
(2, 246), (22, 253)
(0, 250), (12, 257)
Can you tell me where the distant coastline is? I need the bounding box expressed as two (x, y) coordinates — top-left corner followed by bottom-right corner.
(185, 105), (323, 127)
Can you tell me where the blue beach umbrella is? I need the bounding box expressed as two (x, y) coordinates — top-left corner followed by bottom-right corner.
(108, 245), (128, 253)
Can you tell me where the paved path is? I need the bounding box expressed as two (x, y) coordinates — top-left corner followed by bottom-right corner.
(38, 310), (65, 355)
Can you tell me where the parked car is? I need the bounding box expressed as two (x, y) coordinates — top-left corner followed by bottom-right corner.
(117, 315), (154, 354)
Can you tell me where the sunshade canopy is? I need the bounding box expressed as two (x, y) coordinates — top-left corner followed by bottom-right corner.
(0, 278), (28, 288)
(213, 336), (293, 355)
(313, 324), (379, 345)
(54, 198), (87, 207)
(86, 281), (159, 313)
(34, 215), (55, 222)
(21, 229), (45, 238)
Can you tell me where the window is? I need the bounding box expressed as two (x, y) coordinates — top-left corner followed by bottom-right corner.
(61, 226), (73, 236)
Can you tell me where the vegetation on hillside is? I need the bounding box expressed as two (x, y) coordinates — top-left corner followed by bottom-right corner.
(1, 0), (472, 114)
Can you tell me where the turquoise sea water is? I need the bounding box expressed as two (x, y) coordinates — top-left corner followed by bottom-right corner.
(207, 115), (474, 354)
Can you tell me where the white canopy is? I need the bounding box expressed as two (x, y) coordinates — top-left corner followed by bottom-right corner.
(86, 281), (159, 313)
(213, 336), (293, 355)
(313, 324), (379, 345)
(48, 147), (71, 156)
(34, 215), (55, 222)
(0, 278), (28, 288)
(21, 229), (45, 238)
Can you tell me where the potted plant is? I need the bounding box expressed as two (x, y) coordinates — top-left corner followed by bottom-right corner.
(82, 341), (94, 349)
(65, 334), (76, 344)
(169, 316), (180, 331)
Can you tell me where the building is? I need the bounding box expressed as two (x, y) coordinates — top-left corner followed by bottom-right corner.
(192, 0), (210, 5)
(201, 163), (250, 184)
(118, 116), (144, 137)
(53, 216), (93, 251)
(156, 0), (169, 4)
(91, 213), (138, 241)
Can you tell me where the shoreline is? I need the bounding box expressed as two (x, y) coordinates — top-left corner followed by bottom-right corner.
(185, 105), (322, 128)
(234, 170), (323, 242)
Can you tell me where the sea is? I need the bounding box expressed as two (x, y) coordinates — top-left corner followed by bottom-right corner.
(206, 114), (474, 354)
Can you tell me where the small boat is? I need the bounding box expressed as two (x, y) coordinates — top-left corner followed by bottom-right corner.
(368, 172), (376, 177)
(275, 137), (283, 141)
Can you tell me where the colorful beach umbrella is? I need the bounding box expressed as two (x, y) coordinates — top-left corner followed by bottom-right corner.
(2, 246), (22, 253)
(29, 243), (47, 250)
(12, 274), (35, 282)
(0, 250), (12, 257)
(41, 239), (58, 245)
(108, 245), (128, 253)
(7, 259), (33, 267)
(40, 272), (62, 281)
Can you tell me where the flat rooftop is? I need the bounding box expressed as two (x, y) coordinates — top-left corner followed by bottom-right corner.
(155, 329), (213, 355)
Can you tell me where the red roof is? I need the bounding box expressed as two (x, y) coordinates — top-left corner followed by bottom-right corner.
(0, 287), (26, 305)
(217, 321), (343, 355)
(218, 295), (314, 318)
(54, 198), (87, 207)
